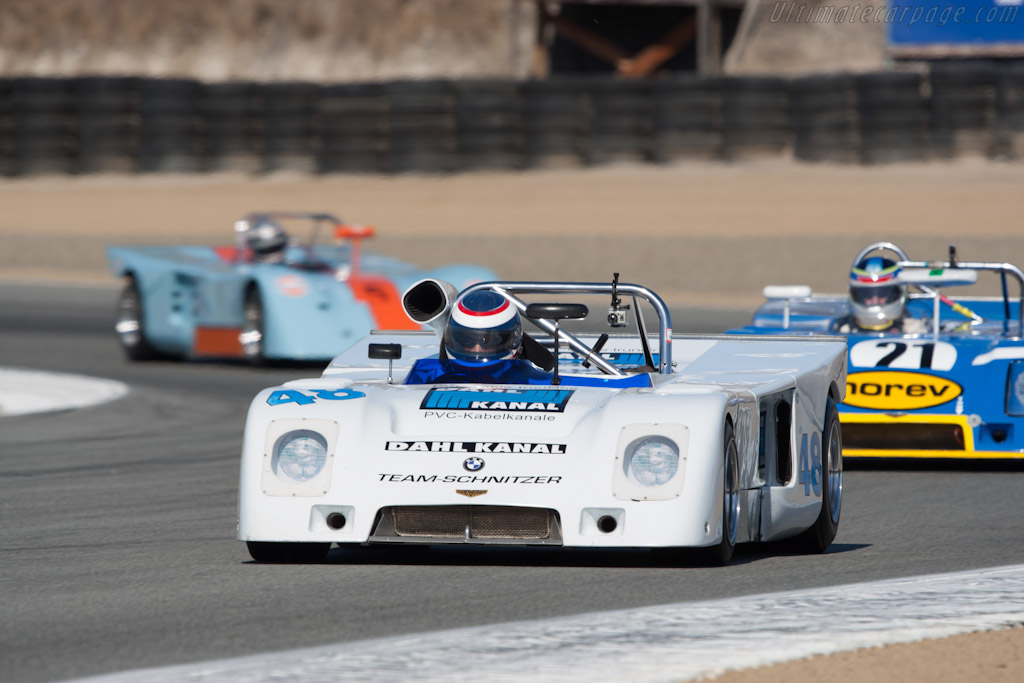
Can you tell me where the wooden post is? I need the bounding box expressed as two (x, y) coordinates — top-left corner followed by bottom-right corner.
(532, 1), (550, 79)
(696, 0), (722, 76)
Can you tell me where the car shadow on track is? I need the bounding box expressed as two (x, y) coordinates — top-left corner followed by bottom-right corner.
(846, 458), (1024, 473)
(315, 541), (871, 569)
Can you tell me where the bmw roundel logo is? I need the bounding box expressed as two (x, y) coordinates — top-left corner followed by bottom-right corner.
(463, 457), (485, 472)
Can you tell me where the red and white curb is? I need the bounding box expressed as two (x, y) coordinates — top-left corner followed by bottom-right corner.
(0, 367), (128, 417)
(76, 563), (1024, 682)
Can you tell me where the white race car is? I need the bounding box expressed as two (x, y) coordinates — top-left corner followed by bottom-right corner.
(237, 278), (847, 565)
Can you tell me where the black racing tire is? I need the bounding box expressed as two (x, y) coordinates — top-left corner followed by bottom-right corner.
(793, 396), (843, 553)
(653, 420), (739, 567)
(693, 420), (740, 566)
(241, 287), (265, 365)
(246, 541), (330, 564)
(115, 276), (159, 361)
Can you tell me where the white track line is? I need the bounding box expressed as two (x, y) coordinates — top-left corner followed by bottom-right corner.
(0, 367), (128, 417)
(76, 563), (1024, 683)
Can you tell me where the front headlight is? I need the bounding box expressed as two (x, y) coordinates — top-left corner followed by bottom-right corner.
(1007, 361), (1024, 417)
(625, 436), (680, 487)
(273, 430), (328, 482)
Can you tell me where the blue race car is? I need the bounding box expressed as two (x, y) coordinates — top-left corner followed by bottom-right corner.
(108, 212), (496, 363)
(731, 241), (1024, 460)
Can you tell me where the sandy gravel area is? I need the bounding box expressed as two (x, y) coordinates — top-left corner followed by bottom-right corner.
(1, 159), (1022, 680)
(710, 624), (1024, 683)
(1, 158), (1023, 308)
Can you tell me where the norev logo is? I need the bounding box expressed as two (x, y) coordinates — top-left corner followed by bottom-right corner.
(845, 371), (962, 411)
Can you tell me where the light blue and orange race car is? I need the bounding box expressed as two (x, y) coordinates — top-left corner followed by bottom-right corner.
(732, 241), (1024, 460)
(108, 212), (496, 363)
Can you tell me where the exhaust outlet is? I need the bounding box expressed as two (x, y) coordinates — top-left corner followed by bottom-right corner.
(597, 515), (618, 534)
(401, 278), (459, 335)
(326, 512), (347, 530)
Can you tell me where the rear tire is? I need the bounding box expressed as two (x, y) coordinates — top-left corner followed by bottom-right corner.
(246, 541), (330, 564)
(241, 287), (265, 365)
(793, 396), (842, 553)
(115, 276), (158, 361)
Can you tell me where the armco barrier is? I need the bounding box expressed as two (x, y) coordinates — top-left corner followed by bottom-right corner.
(137, 78), (202, 173)
(453, 80), (524, 171)
(202, 81), (262, 173)
(721, 76), (790, 160)
(319, 82), (389, 174)
(856, 71), (929, 165)
(10, 77), (76, 175)
(75, 76), (138, 173)
(586, 78), (652, 165)
(0, 66), (1021, 176)
(996, 62), (1024, 160)
(930, 61), (997, 159)
(790, 74), (858, 164)
(387, 80), (456, 173)
(521, 78), (588, 168)
(0, 79), (12, 176)
(651, 77), (722, 163)
(263, 81), (319, 173)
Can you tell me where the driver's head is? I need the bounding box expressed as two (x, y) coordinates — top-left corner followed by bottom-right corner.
(248, 220), (288, 263)
(849, 256), (905, 330)
(444, 290), (522, 363)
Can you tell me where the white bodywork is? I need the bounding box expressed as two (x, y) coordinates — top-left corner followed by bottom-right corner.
(238, 328), (846, 551)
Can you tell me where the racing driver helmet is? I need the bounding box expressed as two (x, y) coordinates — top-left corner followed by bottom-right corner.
(248, 219), (289, 263)
(849, 255), (905, 330)
(444, 290), (523, 363)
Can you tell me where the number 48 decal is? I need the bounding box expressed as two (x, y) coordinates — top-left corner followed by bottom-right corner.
(798, 431), (822, 497)
(267, 388), (366, 406)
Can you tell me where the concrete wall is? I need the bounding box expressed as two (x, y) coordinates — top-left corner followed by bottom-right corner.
(725, 0), (889, 75)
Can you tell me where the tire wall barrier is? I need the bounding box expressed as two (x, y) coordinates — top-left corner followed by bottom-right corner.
(0, 64), (1022, 176)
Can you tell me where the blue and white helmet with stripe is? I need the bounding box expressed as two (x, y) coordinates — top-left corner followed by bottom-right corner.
(849, 255), (905, 331)
(444, 290), (522, 363)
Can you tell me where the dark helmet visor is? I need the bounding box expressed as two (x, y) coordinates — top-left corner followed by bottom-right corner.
(445, 326), (519, 361)
(850, 284), (902, 306)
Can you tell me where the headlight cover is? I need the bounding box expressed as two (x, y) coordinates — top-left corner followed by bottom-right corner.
(625, 437), (680, 487)
(1007, 361), (1024, 417)
(259, 418), (339, 497)
(613, 424), (689, 502)
(274, 430), (329, 482)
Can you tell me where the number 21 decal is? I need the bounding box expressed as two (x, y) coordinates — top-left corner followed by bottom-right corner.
(849, 339), (956, 371)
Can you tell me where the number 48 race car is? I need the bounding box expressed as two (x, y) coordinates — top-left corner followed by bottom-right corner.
(237, 277), (847, 565)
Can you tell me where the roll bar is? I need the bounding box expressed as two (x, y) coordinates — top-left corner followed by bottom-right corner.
(459, 281), (674, 375)
(854, 242), (1024, 336)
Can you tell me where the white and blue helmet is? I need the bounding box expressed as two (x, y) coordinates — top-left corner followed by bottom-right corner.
(444, 290), (522, 363)
(849, 256), (905, 330)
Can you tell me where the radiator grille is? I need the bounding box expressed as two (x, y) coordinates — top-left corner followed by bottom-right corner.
(842, 422), (966, 451)
(377, 505), (558, 542)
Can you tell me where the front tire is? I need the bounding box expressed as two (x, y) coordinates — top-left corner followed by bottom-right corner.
(794, 396), (842, 553)
(241, 287), (265, 365)
(246, 541), (330, 564)
(695, 420), (740, 566)
(115, 276), (158, 361)
(653, 420), (739, 567)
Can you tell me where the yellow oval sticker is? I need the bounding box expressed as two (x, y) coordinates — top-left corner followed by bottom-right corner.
(844, 371), (962, 410)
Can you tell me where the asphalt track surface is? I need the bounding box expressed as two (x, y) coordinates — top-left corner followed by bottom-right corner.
(3, 283), (1024, 683)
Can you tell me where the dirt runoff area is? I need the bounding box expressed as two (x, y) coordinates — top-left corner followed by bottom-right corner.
(1, 159), (1023, 680)
(1, 158), (1024, 312)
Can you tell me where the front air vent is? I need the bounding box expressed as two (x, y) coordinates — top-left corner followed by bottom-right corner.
(842, 422), (966, 452)
(370, 505), (562, 545)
